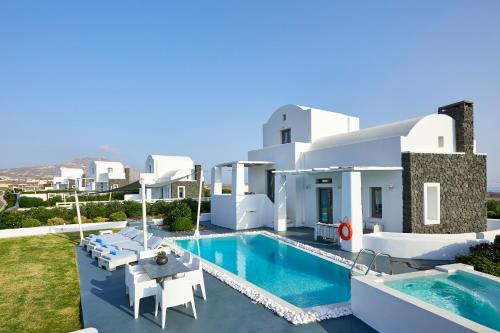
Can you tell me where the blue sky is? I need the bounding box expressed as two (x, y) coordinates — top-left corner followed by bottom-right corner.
(1, 1), (499, 187)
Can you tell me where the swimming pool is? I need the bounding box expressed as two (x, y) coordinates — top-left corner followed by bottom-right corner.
(385, 270), (500, 331)
(175, 233), (351, 308)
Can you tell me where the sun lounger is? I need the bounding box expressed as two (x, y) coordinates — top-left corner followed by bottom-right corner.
(86, 229), (142, 252)
(93, 236), (163, 259)
(98, 247), (167, 271)
(82, 227), (135, 247)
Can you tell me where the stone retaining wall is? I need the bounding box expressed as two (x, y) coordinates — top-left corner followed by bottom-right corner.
(402, 152), (487, 233)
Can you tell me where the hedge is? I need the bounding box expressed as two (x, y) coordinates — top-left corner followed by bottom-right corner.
(0, 199), (210, 230)
(19, 197), (47, 208)
(3, 191), (17, 208)
(456, 235), (500, 277)
(487, 200), (500, 219)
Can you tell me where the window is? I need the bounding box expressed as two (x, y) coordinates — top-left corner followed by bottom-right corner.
(438, 136), (444, 148)
(149, 165), (153, 173)
(282, 114), (286, 121)
(266, 169), (275, 202)
(370, 187), (383, 218)
(112, 184), (119, 189)
(424, 183), (440, 225)
(177, 186), (185, 199)
(281, 129), (291, 144)
(107, 167), (113, 173)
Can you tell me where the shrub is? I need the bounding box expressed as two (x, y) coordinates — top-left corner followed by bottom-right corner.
(93, 216), (108, 223)
(150, 201), (172, 216)
(72, 216), (90, 223)
(163, 201), (191, 226)
(46, 196), (64, 206)
(122, 201), (142, 219)
(0, 211), (24, 229)
(22, 218), (41, 228)
(170, 217), (193, 231)
(105, 201), (123, 217)
(85, 202), (107, 219)
(487, 200), (500, 218)
(456, 235), (500, 277)
(19, 197), (47, 208)
(109, 211), (127, 221)
(25, 207), (67, 224)
(47, 217), (65, 226)
(3, 191), (17, 208)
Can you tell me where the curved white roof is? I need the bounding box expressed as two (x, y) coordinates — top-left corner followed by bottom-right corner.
(310, 115), (439, 150)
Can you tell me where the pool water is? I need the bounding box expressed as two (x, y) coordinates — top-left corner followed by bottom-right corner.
(385, 270), (500, 331)
(175, 234), (350, 308)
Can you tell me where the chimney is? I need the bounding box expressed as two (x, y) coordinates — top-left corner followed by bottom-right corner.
(438, 100), (474, 154)
(194, 165), (202, 181)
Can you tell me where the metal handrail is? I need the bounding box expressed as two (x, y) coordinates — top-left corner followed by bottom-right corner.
(350, 248), (375, 277)
(366, 252), (393, 275)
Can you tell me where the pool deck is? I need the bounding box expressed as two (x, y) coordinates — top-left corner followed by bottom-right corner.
(78, 224), (448, 332)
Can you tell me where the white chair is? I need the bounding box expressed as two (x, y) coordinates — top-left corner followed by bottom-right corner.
(155, 276), (197, 329)
(179, 252), (193, 265)
(186, 257), (206, 300)
(129, 272), (157, 319)
(125, 264), (144, 295)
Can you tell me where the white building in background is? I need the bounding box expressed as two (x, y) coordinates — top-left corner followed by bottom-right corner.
(211, 101), (487, 253)
(139, 155), (202, 201)
(86, 161), (128, 192)
(52, 167), (85, 191)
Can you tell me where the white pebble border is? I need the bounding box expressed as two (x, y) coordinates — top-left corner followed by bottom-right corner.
(166, 230), (369, 325)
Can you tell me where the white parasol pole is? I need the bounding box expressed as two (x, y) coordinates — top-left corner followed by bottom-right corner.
(75, 190), (84, 243)
(194, 170), (203, 238)
(141, 178), (148, 251)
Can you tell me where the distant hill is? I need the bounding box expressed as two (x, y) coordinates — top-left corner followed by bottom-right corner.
(0, 157), (139, 180)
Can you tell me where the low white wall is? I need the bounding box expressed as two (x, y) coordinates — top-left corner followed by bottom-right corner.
(0, 221), (128, 239)
(362, 230), (500, 260)
(351, 273), (482, 333)
(487, 218), (500, 231)
(211, 195), (236, 229)
(235, 194), (274, 230)
(200, 213), (211, 222)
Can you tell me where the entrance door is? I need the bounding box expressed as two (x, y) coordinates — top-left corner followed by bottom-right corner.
(318, 188), (333, 224)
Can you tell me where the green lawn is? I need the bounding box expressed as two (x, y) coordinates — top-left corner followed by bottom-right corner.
(0, 233), (84, 333)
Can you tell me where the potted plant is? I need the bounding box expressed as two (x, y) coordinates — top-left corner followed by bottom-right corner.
(155, 251), (168, 265)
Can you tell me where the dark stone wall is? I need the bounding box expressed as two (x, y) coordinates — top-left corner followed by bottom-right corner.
(171, 180), (202, 199)
(171, 165), (203, 199)
(402, 152), (487, 233)
(438, 101), (475, 154)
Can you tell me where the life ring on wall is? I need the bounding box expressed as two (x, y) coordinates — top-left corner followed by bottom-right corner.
(338, 220), (353, 241)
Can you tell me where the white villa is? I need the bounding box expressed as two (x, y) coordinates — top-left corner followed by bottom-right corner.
(86, 161), (128, 192)
(139, 155), (202, 201)
(211, 101), (487, 252)
(52, 167), (85, 191)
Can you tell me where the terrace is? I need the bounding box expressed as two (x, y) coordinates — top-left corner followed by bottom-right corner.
(76, 223), (441, 332)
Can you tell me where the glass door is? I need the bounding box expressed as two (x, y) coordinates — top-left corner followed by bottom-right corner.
(318, 188), (333, 224)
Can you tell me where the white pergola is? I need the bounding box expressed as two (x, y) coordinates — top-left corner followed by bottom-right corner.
(273, 166), (402, 252)
(211, 160), (274, 196)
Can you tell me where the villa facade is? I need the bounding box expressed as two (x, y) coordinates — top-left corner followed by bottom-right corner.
(139, 155), (202, 201)
(52, 167), (85, 191)
(86, 161), (130, 192)
(211, 101), (486, 252)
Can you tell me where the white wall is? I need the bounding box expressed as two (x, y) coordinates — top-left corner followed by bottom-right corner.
(89, 161), (126, 182)
(487, 218), (500, 231)
(304, 136), (403, 168)
(0, 221), (128, 239)
(211, 194), (273, 230)
(211, 195), (237, 229)
(362, 230), (500, 260)
(262, 104), (359, 147)
(145, 155), (194, 180)
(402, 114), (456, 153)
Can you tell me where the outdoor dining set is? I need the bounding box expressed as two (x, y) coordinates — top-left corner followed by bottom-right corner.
(81, 227), (206, 328)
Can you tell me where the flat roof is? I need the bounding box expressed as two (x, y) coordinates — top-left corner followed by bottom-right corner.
(216, 160), (275, 167)
(273, 166), (403, 175)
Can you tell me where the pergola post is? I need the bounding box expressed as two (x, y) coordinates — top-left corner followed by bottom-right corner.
(274, 174), (287, 232)
(340, 171), (363, 252)
(211, 166), (222, 195)
(232, 163), (245, 196)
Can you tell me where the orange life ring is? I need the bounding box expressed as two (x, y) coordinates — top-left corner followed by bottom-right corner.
(338, 222), (353, 241)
